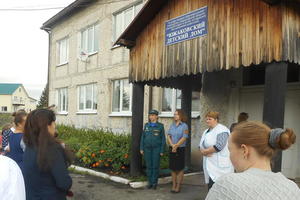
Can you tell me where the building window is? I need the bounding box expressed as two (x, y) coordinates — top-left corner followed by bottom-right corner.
(56, 88), (68, 113)
(113, 2), (143, 41)
(112, 79), (132, 113)
(162, 88), (200, 114)
(1, 106), (7, 112)
(81, 24), (99, 55)
(78, 84), (98, 112)
(57, 37), (69, 65)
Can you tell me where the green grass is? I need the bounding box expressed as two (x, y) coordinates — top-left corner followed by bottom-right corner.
(0, 113), (13, 129)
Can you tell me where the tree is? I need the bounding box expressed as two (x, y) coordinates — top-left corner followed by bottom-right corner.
(37, 84), (49, 109)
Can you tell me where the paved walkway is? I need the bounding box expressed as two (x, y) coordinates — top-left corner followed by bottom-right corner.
(68, 173), (208, 200)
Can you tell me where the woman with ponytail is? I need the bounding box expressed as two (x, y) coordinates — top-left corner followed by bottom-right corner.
(206, 121), (300, 200)
(22, 109), (73, 200)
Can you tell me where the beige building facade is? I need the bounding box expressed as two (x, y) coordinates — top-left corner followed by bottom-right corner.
(0, 83), (37, 113)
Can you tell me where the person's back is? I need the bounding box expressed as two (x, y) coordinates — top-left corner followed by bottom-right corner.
(206, 168), (300, 200)
(0, 155), (25, 200)
(206, 121), (300, 200)
(23, 145), (72, 200)
(6, 133), (24, 167)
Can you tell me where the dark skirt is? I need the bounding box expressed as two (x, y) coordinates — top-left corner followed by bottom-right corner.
(169, 147), (185, 171)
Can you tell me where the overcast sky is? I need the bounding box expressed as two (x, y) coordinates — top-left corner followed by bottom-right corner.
(0, 0), (75, 100)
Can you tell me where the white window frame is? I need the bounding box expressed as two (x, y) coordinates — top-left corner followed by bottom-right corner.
(56, 88), (68, 115)
(80, 24), (99, 55)
(160, 88), (200, 118)
(77, 83), (98, 114)
(112, 1), (143, 43)
(57, 37), (69, 66)
(110, 79), (132, 116)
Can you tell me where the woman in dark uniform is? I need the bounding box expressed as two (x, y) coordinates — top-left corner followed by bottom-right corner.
(140, 110), (166, 189)
(167, 109), (189, 193)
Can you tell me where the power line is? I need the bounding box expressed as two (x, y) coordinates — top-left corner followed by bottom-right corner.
(0, 7), (65, 11)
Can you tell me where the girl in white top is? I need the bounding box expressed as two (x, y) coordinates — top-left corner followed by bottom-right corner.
(199, 111), (234, 190)
(0, 155), (26, 200)
(206, 121), (300, 200)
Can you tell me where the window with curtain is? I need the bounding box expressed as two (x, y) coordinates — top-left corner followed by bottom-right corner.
(78, 83), (98, 112)
(162, 88), (200, 114)
(113, 2), (143, 41)
(57, 88), (68, 113)
(81, 24), (100, 54)
(57, 37), (69, 65)
(112, 79), (132, 113)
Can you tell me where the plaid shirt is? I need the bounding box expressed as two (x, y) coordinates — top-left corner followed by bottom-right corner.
(2, 129), (13, 150)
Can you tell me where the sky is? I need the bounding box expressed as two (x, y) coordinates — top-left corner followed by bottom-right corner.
(0, 0), (75, 100)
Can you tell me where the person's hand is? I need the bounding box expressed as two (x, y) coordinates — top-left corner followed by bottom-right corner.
(160, 153), (163, 156)
(140, 150), (144, 155)
(172, 144), (178, 152)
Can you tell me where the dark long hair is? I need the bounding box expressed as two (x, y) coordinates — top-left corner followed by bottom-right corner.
(23, 109), (72, 171)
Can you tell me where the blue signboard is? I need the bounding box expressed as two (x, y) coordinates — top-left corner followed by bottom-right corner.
(165, 6), (208, 46)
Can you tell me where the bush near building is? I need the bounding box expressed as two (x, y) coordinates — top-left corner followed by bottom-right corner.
(0, 113), (13, 129)
(57, 125), (169, 175)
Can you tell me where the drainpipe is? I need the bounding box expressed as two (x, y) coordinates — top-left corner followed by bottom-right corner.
(44, 28), (51, 107)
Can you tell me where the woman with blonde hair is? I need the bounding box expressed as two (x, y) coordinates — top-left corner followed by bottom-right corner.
(199, 111), (234, 190)
(206, 121), (299, 199)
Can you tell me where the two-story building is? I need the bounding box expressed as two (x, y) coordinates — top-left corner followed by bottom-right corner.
(41, 0), (202, 136)
(0, 83), (37, 113)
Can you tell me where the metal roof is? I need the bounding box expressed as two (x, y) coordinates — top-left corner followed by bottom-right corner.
(41, 0), (94, 30)
(0, 83), (22, 95)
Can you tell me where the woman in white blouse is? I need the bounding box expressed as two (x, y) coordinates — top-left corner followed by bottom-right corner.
(206, 121), (300, 200)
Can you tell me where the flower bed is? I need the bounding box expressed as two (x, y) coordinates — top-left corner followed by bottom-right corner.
(57, 125), (169, 176)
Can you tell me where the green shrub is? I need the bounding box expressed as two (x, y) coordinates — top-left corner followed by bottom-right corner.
(57, 125), (131, 173)
(57, 125), (170, 174)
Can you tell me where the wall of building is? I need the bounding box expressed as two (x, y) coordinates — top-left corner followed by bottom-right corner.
(0, 95), (12, 112)
(49, 0), (146, 133)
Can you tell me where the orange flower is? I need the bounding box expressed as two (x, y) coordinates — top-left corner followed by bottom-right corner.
(104, 163), (109, 167)
(121, 166), (126, 169)
(124, 154), (129, 159)
(99, 150), (106, 154)
(91, 153), (96, 158)
(95, 162), (99, 166)
(92, 164), (96, 168)
(107, 158), (113, 162)
(99, 160), (103, 163)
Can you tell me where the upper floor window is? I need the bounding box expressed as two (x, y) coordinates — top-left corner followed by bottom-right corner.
(112, 79), (132, 113)
(56, 88), (68, 113)
(81, 24), (100, 55)
(78, 83), (98, 112)
(113, 2), (143, 41)
(57, 37), (69, 65)
(162, 88), (200, 114)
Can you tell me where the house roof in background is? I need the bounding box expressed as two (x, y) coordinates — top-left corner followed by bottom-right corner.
(41, 0), (94, 30)
(0, 83), (22, 95)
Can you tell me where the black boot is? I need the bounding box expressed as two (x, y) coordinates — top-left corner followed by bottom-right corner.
(152, 184), (157, 190)
(147, 184), (152, 189)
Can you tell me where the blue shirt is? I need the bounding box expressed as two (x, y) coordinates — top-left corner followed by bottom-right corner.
(22, 145), (72, 200)
(168, 122), (189, 147)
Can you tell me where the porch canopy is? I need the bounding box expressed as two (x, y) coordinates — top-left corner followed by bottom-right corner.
(115, 0), (300, 175)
